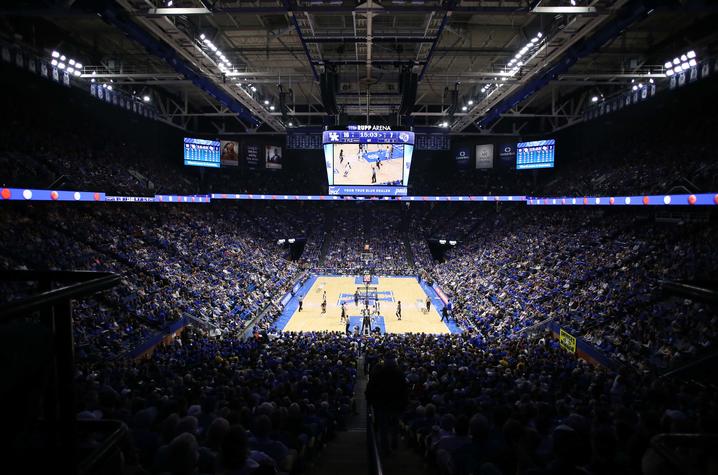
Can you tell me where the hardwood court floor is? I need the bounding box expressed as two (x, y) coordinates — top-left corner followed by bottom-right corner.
(282, 275), (451, 334)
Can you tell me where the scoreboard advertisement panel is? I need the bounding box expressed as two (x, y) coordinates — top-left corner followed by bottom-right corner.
(516, 139), (555, 170)
(184, 137), (221, 168)
(323, 130), (414, 196)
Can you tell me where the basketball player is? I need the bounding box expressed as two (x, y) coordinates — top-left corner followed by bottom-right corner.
(354, 290), (360, 306)
(371, 166), (377, 184)
(321, 300), (327, 315)
(343, 160), (352, 178)
(323, 290), (327, 303)
(340, 303), (347, 322)
(374, 298), (380, 315)
(425, 297), (431, 314)
(339, 149), (344, 164)
(298, 295), (303, 312)
(441, 306), (448, 322)
(396, 301), (401, 321)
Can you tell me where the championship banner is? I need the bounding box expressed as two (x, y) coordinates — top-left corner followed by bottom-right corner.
(244, 143), (260, 169)
(559, 329), (577, 353)
(475, 144), (494, 169)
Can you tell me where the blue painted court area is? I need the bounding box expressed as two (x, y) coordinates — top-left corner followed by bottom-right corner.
(354, 276), (379, 285)
(348, 315), (386, 334)
(273, 274), (317, 331)
(418, 279), (462, 334)
(362, 146), (403, 163)
(338, 290), (394, 306)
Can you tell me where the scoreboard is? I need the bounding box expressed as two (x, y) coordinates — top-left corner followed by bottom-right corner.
(516, 139), (555, 170)
(287, 133), (323, 150)
(322, 130), (415, 145)
(415, 133), (450, 151)
(183, 137), (221, 168)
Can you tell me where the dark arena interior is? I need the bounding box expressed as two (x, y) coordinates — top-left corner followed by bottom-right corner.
(2, 1), (718, 474)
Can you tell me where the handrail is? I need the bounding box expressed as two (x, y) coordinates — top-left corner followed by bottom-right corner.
(366, 405), (384, 475)
(0, 271), (120, 322)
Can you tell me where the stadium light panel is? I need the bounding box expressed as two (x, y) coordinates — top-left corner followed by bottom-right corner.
(649, 78), (654, 84)
(687, 50), (696, 59)
(51, 51), (60, 58)
(681, 62), (689, 69)
(76, 63), (82, 69)
(688, 59), (697, 67)
(200, 33), (206, 40)
(58, 62), (66, 69)
(251, 86), (257, 92)
(449, 240), (457, 246)
(288, 238), (296, 244)
(264, 100), (269, 105)
(680, 54), (687, 61)
(439, 239), (446, 245)
(67, 67), (74, 74)
(51, 59), (58, 66)
(60, 55), (66, 61)
(73, 70), (81, 77)
(143, 95), (151, 102)
(664, 61), (672, 69)
(462, 106), (467, 111)
(537, 32), (543, 37)
(91, 78), (95, 83)
(288, 122), (293, 127)
(638, 83), (643, 88)
(270, 105), (275, 110)
(107, 85), (112, 90)
(631, 85), (637, 91)
(69, 59), (75, 66)
(673, 58), (680, 65)
(468, 100), (474, 105)
(591, 96), (598, 102)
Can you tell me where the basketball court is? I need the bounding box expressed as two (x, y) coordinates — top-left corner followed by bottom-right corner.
(274, 275), (461, 334)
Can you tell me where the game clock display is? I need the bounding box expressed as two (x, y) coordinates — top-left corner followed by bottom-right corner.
(183, 137), (221, 168)
(516, 139), (555, 170)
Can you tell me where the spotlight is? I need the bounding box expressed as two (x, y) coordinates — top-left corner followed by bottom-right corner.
(75, 63), (82, 69)
(264, 100), (269, 105)
(166, 0), (173, 6)
(632, 85), (637, 91)
(688, 59), (697, 67)
(51, 59), (58, 66)
(680, 54), (687, 61)
(681, 62), (689, 69)
(200, 33), (206, 40)
(468, 100), (474, 105)
(537, 32), (543, 37)
(73, 70), (81, 77)
(672, 58), (680, 65)
(461, 106), (467, 111)
(143, 95), (151, 102)
(67, 67), (74, 73)
(270, 105), (275, 110)
(91, 78), (95, 83)
(686, 50), (696, 59)
(51, 51), (60, 58)
(288, 122), (293, 127)
(58, 62), (66, 69)
(251, 86), (257, 92)
(638, 83), (643, 88)
(69, 59), (76, 66)
(649, 78), (654, 84)
(664, 61), (672, 69)
(60, 55), (66, 61)
(107, 85), (113, 90)
(570, 0), (576, 4)
(591, 96), (598, 102)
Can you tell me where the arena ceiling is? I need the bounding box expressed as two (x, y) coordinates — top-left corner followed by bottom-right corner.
(2, 0), (717, 134)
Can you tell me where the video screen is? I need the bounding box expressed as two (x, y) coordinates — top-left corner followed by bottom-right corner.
(184, 137), (220, 168)
(323, 130), (414, 196)
(516, 139), (555, 170)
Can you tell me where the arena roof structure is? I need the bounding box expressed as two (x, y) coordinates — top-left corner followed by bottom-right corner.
(1, 0), (717, 134)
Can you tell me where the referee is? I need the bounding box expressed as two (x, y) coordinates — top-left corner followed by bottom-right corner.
(396, 301), (402, 321)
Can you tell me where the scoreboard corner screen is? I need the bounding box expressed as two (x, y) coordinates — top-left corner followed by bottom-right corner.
(184, 137), (221, 168)
(516, 138), (555, 170)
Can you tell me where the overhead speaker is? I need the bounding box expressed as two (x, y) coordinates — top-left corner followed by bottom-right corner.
(399, 69), (418, 116)
(320, 68), (339, 116)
